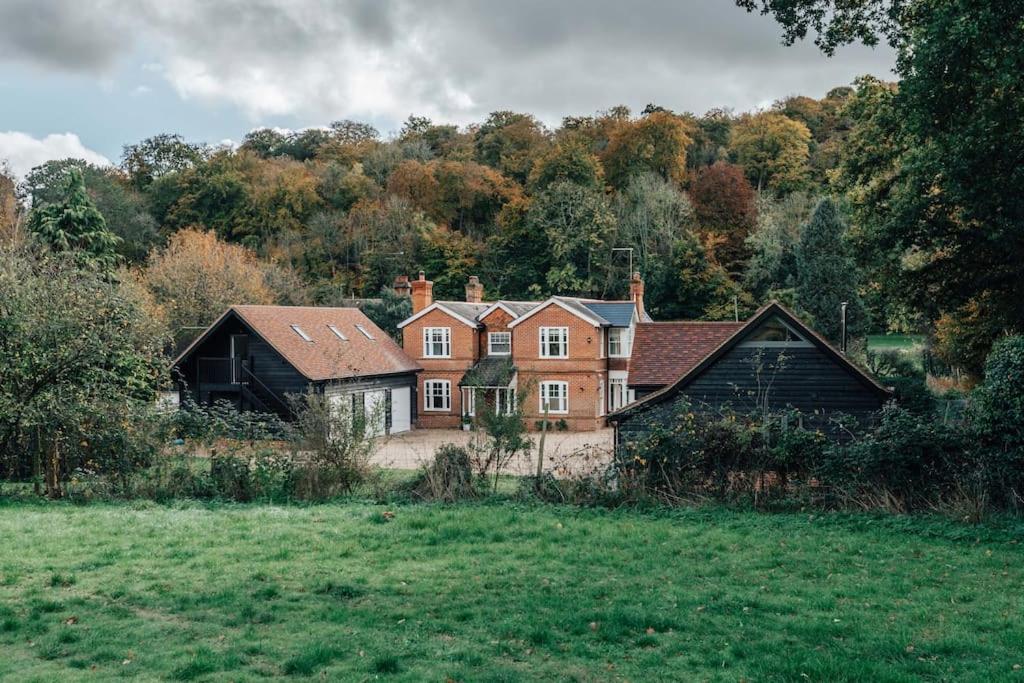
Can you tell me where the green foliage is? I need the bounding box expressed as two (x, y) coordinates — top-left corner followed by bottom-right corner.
(27, 169), (121, 271)
(121, 133), (206, 189)
(407, 443), (477, 502)
(729, 112), (812, 193)
(0, 247), (167, 492)
(795, 198), (867, 341)
(744, 192), (815, 300)
(360, 286), (412, 342)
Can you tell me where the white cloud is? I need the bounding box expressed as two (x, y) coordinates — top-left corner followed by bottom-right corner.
(0, 131), (111, 178)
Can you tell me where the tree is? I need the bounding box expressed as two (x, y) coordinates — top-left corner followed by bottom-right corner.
(729, 112), (811, 193)
(744, 192), (816, 301)
(21, 159), (161, 263)
(656, 229), (752, 320)
(687, 108), (734, 169)
(602, 111), (695, 189)
(0, 164), (21, 245)
(474, 111), (549, 184)
(526, 181), (616, 297)
(612, 173), (695, 301)
(361, 286), (412, 342)
(27, 169), (121, 271)
(141, 228), (306, 349)
(795, 198), (866, 342)
(745, 0), (1024, 366)
(689, 162), (758, 270)
(0, 247), (167, 494)
(121, 133), (206, 189)
(527, 136), (604, 192)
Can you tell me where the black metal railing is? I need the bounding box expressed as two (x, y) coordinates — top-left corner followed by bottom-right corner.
(197, 357), (244, 385)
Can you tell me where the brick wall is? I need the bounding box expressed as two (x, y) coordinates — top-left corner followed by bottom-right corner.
(402, 308), (477, 428)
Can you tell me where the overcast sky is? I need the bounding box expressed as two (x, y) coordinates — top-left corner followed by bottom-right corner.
(0, 0), (894, 177)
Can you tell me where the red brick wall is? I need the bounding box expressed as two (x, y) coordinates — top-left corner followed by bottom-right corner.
(402, 308), (478, 428)
(512, 303), (608, 430)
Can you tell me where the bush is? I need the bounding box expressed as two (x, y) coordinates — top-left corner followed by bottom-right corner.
(408, 444), (477, 502)
(969, 335), (1024, 507)
(818, 405), (973, 512)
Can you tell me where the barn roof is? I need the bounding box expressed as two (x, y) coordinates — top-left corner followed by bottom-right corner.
(609, 301), (892, 422)
(628, 321), (745, 388)
(173, 305), (422, 382)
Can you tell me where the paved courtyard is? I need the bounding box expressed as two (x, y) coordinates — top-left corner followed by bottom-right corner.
(371, 428), (614, 477)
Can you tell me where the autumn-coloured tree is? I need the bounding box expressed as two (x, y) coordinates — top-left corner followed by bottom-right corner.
(386, 160), (443, 222)
(602, 110), (695, 189)
(474, 111), (550, 184)
(527, 136), (604, 192)
(729, 112), (811, 193)
(141, 228), (308, 349)
(689, 162), (758, 270)
(0, 165), (22, 245)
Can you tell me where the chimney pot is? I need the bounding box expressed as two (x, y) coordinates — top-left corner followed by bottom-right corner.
(393, 274), (411, 297)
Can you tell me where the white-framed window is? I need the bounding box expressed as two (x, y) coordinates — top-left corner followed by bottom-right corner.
(608, 328), (630, 357)
(609, 378), (627, 411)
(423, 380), (451, 411)
(488, 331), (511, 356)
(355, 324), (375, 340)
(291, 325), (313, 342)
(598, 380), (605, 416)
(327, 324), (348, 341)
(423, 327), (451, 358)
(539, 381), (569, 414)
(462, 388), (476, 417)
(539, 327), (568, 358)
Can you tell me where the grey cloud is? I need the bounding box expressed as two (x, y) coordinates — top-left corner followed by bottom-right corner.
(0, 0), (895, 127)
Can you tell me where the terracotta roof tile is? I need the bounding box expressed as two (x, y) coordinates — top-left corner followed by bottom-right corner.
(629, 321), (745, 388)
(231, 305), (421, 382)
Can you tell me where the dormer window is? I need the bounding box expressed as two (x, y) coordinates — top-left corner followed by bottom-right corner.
(291, 325), (313, 342)
(608, 328), (630, 357)
(355, 324), (375, 340)
(739, 317), (812, 347)
(327, 324), (348, 341)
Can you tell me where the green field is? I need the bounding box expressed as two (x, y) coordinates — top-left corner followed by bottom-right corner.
(867, 334), (926, 351)
(1, 501), (1022, 682)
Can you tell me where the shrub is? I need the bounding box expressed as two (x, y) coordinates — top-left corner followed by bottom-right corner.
(969, 335), (1024, 507)
(818, 405), (973, 512)
(408, 444), (477, 502)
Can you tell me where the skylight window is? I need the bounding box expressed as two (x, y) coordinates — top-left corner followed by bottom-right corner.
(327, 324), (348, 341)
(355, 324), (375, 340)
(291, 324), (313, 342)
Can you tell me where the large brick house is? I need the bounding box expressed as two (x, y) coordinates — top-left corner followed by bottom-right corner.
(397, 272), (649, 431)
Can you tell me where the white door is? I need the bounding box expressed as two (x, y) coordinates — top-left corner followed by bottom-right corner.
(364, 390), (387, 437)
(390, 387), (411, 434)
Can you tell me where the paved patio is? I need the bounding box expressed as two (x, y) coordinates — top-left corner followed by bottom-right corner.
(371, 428), (614, 477)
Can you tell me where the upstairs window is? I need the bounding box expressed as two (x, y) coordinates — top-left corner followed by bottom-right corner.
(327, 324), (348, 341)
(488, 331), (511, 355)
(423, 327), (451, 357)
(608, 328), (630, 357)
(355, 324), (375, 340)
(539, 327), (568, 358)
(291, 325), (313, 342)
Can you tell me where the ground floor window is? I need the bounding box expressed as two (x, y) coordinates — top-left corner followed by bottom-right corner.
(424, 380), (451, 411)
(539, 381), (569, 414)
(609, 378), (628, 411)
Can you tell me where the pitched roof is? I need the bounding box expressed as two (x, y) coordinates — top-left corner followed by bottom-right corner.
(459, 357), (516, 387)
(175, 305), (421, 382)
(610, 301), (892, 422)
(581, 302), (636, 327)
(628, 321), (745, 388)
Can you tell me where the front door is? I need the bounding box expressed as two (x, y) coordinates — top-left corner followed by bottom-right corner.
(229, 334), (249, 384)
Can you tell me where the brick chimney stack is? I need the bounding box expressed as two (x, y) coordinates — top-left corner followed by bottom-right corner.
(410, 271), (433, 314)
(393, 274), (411, 298)
(465, 275), (484, 304)
(630, 272), (646, 320)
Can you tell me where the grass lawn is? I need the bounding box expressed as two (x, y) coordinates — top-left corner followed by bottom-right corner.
(867, 334), (926, 352)
(1, 501), (1023, 681)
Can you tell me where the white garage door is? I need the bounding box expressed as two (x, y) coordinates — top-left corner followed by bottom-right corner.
(390, 387), (411, 434)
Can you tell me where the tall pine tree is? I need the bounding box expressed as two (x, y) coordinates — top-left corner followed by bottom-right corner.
(28, 169), (120, 272)
(795, 198), (866, 342)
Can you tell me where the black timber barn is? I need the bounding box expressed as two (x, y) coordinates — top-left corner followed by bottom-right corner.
(609, 302), (893, 447)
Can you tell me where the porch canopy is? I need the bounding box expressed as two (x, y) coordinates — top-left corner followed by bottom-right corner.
(458, 357), (516, 416)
